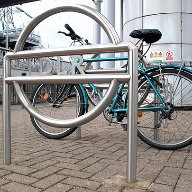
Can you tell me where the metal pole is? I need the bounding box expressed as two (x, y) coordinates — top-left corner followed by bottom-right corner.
(93, 0), (102, 70)
(3, 57), (11, 164)
(164, 78), (168, 127)
(29, 59), (32, 76)
(120, 0), (124, 67)
(76, 91), (81, 139)
(6, 14), (9, 49)
(154, 78), (160, 141)
(103, 0), (116, 69)
(127, 46), (138, 183)
(76, 127), (81, 139)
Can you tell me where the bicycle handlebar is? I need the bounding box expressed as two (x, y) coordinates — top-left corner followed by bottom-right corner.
(58, 23), (91, 45)
(58, 23), (81, 41)
(64, 24), (75, 35)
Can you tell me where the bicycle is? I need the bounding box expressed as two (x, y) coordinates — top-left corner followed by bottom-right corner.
(30, 24), (192, 150)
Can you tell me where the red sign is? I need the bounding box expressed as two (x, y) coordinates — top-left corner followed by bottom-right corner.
(166, 51), (173, 60)
(154, 52), (159, 58)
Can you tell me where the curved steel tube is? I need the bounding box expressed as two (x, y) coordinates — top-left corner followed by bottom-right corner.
(13, 79), (120, 128)
(14, 4), (120, 53)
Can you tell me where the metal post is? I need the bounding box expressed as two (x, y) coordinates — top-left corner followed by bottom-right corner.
(120, 0), (124, 67)
(3, 57), (11, 164)
(6, 15), (9, 49)
(154, 78), (160, 141)
(76, 91), (81, 138)
(127, 46), (138, 183)
(76, 126), (81, 139)
(103, 0), (116, 69)
(93, 0), (102, 70)
(164, 78), (168, 127)
(29, 59), (32, 76)
(76, 127), (81, 139)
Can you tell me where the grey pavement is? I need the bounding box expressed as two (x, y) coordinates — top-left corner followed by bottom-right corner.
(0, 104), (192, 192)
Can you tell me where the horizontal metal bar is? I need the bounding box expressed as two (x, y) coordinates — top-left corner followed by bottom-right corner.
(5, 74), (130, 85)
(6, 42), (132, 60)
(84, 56), (128, 62)
(85, 68), (126, 74)
(0, 46), (13, 52)
(83, 83), (128, 89)
(84, 84), (109, 89)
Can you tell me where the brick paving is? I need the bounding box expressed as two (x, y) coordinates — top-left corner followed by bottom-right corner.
(0, 104), (191, 191)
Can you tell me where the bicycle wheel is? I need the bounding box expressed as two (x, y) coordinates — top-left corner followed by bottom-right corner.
(30, 84), (85, 139)
(138, 66), (192, 150)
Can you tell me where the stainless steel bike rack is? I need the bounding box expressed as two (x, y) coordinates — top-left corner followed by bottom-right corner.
(3, 4), (138, 183)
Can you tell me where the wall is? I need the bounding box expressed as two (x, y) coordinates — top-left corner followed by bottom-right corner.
(124, 0), (192, 62)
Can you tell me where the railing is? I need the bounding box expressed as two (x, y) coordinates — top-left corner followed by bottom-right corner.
(3, 4), (138, 183)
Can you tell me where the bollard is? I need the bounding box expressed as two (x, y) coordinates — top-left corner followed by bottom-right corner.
(127, 44), (138, 183)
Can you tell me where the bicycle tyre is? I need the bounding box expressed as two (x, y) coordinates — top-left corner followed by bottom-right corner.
(138, 66), (192, 150)
(30, 84), (85, 139)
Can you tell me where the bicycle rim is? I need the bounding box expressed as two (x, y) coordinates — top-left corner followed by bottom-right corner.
(30, 84), (85, 139)
(138, 66), (192, 150)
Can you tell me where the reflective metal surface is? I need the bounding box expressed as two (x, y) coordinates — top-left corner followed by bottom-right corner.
(127, 44), (138, 183)
(5, 74), (130, 84)
(2, 57), (11, 165)
(7, 42), (132, 60)
(85, 68), (126, 74)
(14, 4), (120, 53)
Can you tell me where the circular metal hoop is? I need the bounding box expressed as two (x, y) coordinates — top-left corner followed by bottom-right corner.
(13, 4), (121, 128)
(14, 4), (120, 53)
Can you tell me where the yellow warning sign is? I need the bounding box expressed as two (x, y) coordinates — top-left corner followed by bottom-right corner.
(150, 52), (153, 58)
(149, 51), (163, 62)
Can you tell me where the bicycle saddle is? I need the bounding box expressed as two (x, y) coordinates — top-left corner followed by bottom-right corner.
(130, 29), (162, 44)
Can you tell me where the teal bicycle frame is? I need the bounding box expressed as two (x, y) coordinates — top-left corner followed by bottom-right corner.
(81, 56), (192, 118)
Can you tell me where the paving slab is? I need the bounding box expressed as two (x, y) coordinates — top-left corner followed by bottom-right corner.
(0, 104), (191, 191)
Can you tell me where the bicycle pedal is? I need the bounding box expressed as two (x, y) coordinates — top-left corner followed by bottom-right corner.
(120, 123), (127, 131)
(116, 121), (127, 125)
